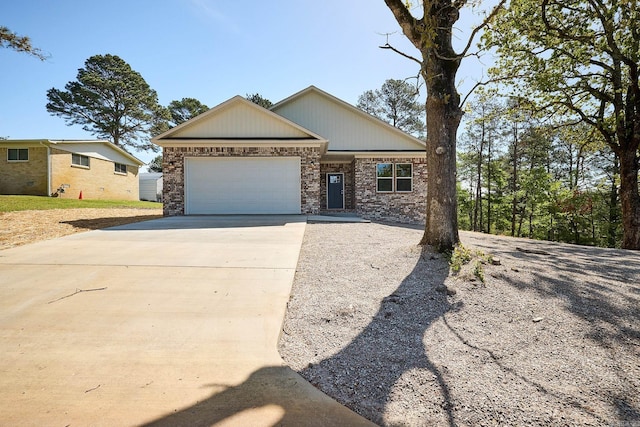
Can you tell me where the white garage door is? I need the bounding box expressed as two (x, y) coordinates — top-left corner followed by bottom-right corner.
(185, 157), (301, 214)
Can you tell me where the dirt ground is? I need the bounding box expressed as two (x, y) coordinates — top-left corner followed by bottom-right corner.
(279, 222), (640, 426)
(0, 208), (162, 250)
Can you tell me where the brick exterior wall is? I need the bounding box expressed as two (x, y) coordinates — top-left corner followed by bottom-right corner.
(0, 146), (48, 195)
(0, 146), (139, 199)
(320, 162), (355, 211)
(50, 148), (139, 200)
(354, 157), (427, 224)
(162, 146), (321, 216)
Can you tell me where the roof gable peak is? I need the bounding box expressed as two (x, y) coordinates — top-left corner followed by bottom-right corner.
(152, 95), (326, 143)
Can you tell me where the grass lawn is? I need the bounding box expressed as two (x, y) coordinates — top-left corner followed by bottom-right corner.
(0, 195), (162, 213)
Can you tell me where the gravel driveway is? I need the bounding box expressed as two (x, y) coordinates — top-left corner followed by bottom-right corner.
(279, 222), (640, 426)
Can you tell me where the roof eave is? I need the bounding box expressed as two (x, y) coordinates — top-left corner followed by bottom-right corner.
(1, 139), (144, 166)
(155, 138), (329, 154)
(49, 139), (145, 166)
(321, 150), (426, 161)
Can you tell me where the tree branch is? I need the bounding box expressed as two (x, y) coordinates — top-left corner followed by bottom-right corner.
(379, 43), (423, 66)
(458, 0), (508, 58)
(384, 0), (422, 47)
(541, 0), (594, 45)
(460, 74), (526, 109)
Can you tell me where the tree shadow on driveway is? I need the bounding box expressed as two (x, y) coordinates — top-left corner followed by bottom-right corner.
(140, 366), (373, 427)
(296, 249), (456, 426)
(462, 231), (640, 424)
(285, 228), (640, 425)
(139, 226), (640, 426)
(60, 215), (162, 230)
(141, 234), (456, 426)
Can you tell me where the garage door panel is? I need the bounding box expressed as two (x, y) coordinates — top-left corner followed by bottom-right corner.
(185, 157), (301, 214)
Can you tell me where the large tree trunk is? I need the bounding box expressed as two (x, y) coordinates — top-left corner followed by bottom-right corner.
(618, 147), (640, 249)
(418, 55), (462, 251)
(419, 90), (462, 251)
(384, 0), (465, 251)
(614, 69), (640, 250)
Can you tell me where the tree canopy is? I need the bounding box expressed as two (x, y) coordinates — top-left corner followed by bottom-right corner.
(0, 26), (46, 60)
(147, 154), (163, 172)
(167, 97), (209, 127)
(246, 93), (273, 109)
(46, 54), (168, 152)
(457, 93), (623, 247)
(357, 79), (425, 138)
(483, 0), (640, 249)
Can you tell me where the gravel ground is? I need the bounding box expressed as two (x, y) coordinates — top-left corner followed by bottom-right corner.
(0, 208), (162, 250)
(279, 222), (640, 426)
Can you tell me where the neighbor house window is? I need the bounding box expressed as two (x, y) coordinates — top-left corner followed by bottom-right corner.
(8, 148), (28, 161)
(396, 163), (413, 192)
(72, 153), (90, 167)
(114, 163), (127, 174)
(376, 163), (393, 192)
(376, 162), (413, 192)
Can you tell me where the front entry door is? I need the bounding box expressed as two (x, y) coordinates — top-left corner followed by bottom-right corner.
(327, 173), (344, 209)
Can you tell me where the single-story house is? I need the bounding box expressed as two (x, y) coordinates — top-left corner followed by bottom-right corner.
(139, 172), (163, 202)
(0, 139), (143, 200)
(152, 86), (427, 223)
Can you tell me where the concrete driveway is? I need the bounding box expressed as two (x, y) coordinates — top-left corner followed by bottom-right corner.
(0, 216), (373, 426)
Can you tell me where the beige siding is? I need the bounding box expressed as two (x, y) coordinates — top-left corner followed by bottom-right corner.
(50, 148), (139, 200)
(171, 103), (311, 139)
(0, 146), (49, 195)
(273, 91), (424, 151)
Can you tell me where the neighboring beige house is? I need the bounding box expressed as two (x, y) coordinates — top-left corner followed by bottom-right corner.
(0, 139), (144, 200)
(153, 86), (427, 223)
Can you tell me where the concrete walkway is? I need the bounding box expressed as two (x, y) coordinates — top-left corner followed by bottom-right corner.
(0, 216), (374, 426)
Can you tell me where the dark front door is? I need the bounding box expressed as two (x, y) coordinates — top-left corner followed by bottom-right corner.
(327, 173), (344, 209)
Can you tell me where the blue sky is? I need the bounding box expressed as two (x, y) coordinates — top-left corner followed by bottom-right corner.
(1, 0), (490, 167)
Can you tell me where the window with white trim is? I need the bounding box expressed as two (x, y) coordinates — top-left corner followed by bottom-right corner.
(376, 162), (413, 192)
(396, 163), (413, 192)
(376, 163), (393, 192)
(8, 148), (28, 161)
(72, 153), (90, 167)
(114, 163), (127, 174)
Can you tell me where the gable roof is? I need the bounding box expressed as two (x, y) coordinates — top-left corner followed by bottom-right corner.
(271, 86), (426, 152)
(152, 96), (327, 149)
(0, 139), (144, 166)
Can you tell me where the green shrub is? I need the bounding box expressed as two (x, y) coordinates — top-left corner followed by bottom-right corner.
(449, 244), (473, 273)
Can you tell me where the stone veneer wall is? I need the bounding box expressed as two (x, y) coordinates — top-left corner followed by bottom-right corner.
(354, 157), (427, 224)
(162, 146), (321, 216)
(319, 162), (355, 211)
